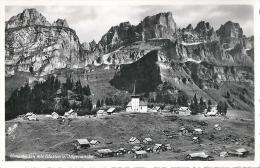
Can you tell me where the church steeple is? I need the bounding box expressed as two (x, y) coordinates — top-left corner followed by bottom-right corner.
(131, 80), (139, 98)
(132, 80), (136, 96)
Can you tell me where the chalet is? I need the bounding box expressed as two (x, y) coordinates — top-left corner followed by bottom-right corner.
(96, 110), (105, 117)
(205, 105), (218, 116)
(186, 152), (214, 160)
(192, 137), (200, 143)
(165, 144), (172, 150)
(64, 109), (77, 118)
(228, 148), (249, 157)
(143, 137), (153, 144)
(51, 112), (59, 119)
(97, 149), (114, 157)
(133, 150), (148, 159)
(214, 124), (222, 131)
(220, 151), (229, 158)
(126, 82), (148, 112)
(179, 127), (192, 136)
(75, 139), (90, 149)
(153, 144), (166, 152)
(193, 128), (203, 135)
(24, 112), (37, 121)
(129, 137), (140, 144)
(90, 140), (100, 146)
(132, 146), (142, 151)
(151, 106), (161, 112)
(107, 107), (116, 115)
(178, 107), (191, 116)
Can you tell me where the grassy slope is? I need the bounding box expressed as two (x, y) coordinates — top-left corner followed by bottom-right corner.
(6, 111), (254, 161)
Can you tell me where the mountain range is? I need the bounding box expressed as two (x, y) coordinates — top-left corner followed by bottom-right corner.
(5, 8), (254, 111)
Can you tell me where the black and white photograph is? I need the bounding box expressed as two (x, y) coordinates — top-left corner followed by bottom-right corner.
(2, 0), (259, 165)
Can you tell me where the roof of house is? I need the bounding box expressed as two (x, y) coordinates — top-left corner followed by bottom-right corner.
(206, 111), (218, 115)
(52, 112), (58, 116)
(107, 107), (116, 113)
(129, 137), (139, 142)
(135, 150), (147, 155)
(90, 140), (99, 144)
(179, 107), (190, 111)
(236, 148), (248, 153)
(25, 112), (34, 116)
(132, 146), (142, 151)
(153, 106), (160, 110)
(97, 149), (113, 154)
(144, 137), (152, 141)
(194, 128), (202, 132)
(97, 110), (105, 114)
(68, 109), (74, 113)
(76, 139), (89, 145)
(189, 152), (209, 158)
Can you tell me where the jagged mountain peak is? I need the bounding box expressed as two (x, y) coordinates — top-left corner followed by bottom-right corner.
(6, 8), (51, 29)
(186, 24), (194, 31)
(194, 21), (213, 32)
(216, 20), (243, 38)
(52, 18), (69, 27)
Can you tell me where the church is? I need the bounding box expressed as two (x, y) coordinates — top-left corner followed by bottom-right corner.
(126, 83), (148, 112)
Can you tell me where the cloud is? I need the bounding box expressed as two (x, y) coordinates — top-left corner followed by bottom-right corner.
(5, 5), (254, 43)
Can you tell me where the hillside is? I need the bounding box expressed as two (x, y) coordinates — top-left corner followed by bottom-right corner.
(6, 111), (254, 160)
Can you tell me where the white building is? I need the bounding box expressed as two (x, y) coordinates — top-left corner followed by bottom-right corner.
(178, 107), (191, 116)
(126, 82), (148, 112)
(126, 96), (148, 112)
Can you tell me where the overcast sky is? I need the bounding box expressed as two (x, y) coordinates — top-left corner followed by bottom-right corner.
(5, 5), (253, 43)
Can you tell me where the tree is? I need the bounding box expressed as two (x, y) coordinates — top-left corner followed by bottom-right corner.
(199, 97), (206, 113)
(83, 85), (91, 96)
(100, 99), (104, 107)
(191, 93), (199, 115)
(82, 97), (93, 111)
(29, 66), (34, 75)
(66, 76), (73, 90)
(96, 99), (101, 108)
(217, 101), (228, 115)
(226, 91), (230, 99)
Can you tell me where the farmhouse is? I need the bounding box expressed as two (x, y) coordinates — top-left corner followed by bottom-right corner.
(24, 112), (37, 121)
(143, 137), (153, 144)
(134, 150), (148, 159)
(75, 139), (90, 149)
(205, 105), (218, 116)
(151, 106), (161, 112)
(90, 140), (100, 146)
(178, 107), (191, 116)
(97, 149), (114, 157)
(129, 137), (140, 144)
(96, 110), (105, 117)
(51, 112), (59, 119)
(193, 128), (203, 135)
(64, 109), (77, 118)
(107, 107), (116, 115)
(126, 83), (147, 112)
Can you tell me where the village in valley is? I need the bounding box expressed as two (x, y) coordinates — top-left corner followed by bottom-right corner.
(5, 75), (253, 161)
(5, 7), (254, 161)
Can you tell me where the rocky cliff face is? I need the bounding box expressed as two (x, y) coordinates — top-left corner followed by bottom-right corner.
(5, 8), (51, 29)
(5, 9), (254, 79)
(82, 12), (177, 65)
(5, 8), (83, 76)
